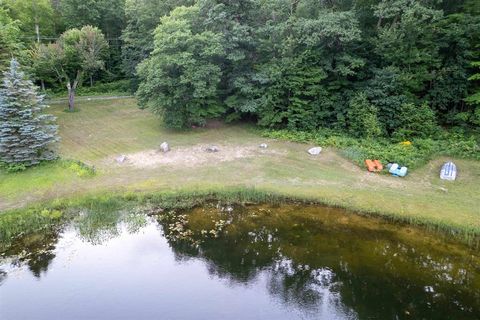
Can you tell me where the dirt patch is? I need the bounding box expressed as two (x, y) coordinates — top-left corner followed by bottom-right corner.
(111, 144), (286, 169)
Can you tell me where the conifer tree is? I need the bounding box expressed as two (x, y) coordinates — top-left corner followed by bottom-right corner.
(0, 59), (58, 167)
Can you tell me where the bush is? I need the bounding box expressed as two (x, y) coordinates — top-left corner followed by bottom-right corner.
(0, 162), (27, 173)
(75, 80), (131, 96)
(347, 93), (382, 138)
(62, 160), (96, 177)
(262, 128), (479, 169)
(393, 103), (439, 139)
(45, 80), (131, 98)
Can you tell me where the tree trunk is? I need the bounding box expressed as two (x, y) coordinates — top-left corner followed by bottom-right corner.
(41, 79), (45, 91)
(90, 75), (93, 87)
(67, 71), (82, 112)
(67, 82), (75, 112)
(35, 23), (40, 43)
(290, 0), (300, 15)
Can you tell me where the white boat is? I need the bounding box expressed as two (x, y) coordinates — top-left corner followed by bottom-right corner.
(440, 162), (457, 181)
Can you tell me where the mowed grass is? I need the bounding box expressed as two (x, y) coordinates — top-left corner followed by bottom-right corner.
(0, 97), (479, 239)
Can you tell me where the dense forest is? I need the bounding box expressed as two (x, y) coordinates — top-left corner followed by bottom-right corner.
(1, 0), (479, 138)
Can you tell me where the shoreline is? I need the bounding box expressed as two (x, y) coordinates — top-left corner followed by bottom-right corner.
(1, 188), (478, 247)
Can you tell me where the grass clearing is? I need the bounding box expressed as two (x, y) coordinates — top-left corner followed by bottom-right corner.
(0, 97), (479, 241)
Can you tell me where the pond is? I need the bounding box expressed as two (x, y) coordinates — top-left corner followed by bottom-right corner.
(0, 203), (479, 319)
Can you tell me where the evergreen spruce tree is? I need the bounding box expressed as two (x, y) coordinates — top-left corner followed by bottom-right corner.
(0, 59), (58, 167)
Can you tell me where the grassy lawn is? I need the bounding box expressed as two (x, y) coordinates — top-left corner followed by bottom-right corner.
(1, 97), (479, 238)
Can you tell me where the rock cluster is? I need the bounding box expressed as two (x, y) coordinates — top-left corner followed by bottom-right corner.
(206, 146), (219, 153)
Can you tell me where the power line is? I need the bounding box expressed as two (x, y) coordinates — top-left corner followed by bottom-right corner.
(18, 35), (123, 41)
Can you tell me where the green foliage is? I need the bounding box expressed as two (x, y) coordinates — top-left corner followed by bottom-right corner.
(3, 0), (56, 40)
(3, 0), (479, 135)
(40, 208), (63, 219)
(364, 67), (411, 134)
(129, 0), (479, 133)
(73, 80), (131, 96)
(0, 59), (58, 166)
(254, 10), (364, 130)
(121, 0), (194, 87)
(136, 5), (225, 128)
(347, 92), (382, 138)
(262, 129), (479, 169)
(45, 79), (131, 98)
(393, 103), (439, 140)
(0, 7), (23, 72)
(59, 0), (125, 37)
(60, 0), (101, 28)
(61, 160), (96, 178)
(0, 162), (27, 173)
(466, 60), (480, 126)
(374, 0), (442, 93)
(428, 14), (480, 124)
(31, 25), (109, 110)
(0, 207), (65, 249)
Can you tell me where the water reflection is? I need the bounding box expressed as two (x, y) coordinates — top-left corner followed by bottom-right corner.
(0, 203), (479, 320)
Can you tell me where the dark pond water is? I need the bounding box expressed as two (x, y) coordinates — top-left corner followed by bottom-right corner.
(0, 203), (479, 320)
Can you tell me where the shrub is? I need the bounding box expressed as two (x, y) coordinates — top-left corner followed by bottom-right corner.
(0, 162), (27, 173)
(75, 80), (131, 96)
(45, 80), (131, 98)
(62, 160), (96, 177)
(347, 92), (382, 138)
(393, 103), (439, 139)
(262, 128), (479, 169)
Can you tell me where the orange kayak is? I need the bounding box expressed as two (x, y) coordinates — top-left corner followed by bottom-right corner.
(365, 159), (383, 172)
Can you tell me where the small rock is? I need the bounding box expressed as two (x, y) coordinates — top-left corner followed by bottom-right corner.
(206, 146), (219, 153)
(307, 147), (322, 155)
(116, 155), (127, 163)
(159, 141), (170, 153)
(259, 143), (268, 149)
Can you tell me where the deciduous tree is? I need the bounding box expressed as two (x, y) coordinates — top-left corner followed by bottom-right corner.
(31, 26), (108, 111)
(136, 5), (225, 128)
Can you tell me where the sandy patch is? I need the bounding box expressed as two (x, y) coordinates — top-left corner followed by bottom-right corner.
(110, 144), (286, 169)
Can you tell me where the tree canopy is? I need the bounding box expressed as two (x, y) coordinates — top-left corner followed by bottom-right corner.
(31, 25), (108, 111)
(136, 6), (224, 128)
(133, 0), (480, 133)
(0, 0), (478, 135)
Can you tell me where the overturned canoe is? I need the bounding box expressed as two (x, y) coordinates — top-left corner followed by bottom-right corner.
(440, 162), (457, 181)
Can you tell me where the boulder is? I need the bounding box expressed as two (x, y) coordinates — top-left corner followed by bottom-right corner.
(206, 146), (219, 153)
(307, 147), (322, 155)
(116, 155), (127, 163)
(159, 142), (170, 153)
(259, 143), (268, 149)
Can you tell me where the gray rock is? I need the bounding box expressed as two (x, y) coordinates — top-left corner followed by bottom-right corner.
(206, 146), (219, 153)
(159, 141), (170, 153)
(116, 155), (127, 163)
(259, 143), (268, 149)
(307, 147), (322, 155)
